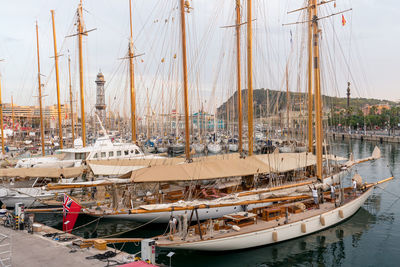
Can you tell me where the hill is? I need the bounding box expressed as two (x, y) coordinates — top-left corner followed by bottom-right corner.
(217, 88), (396, 120)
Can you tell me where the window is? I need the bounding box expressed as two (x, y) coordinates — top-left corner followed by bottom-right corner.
(135, 149), (141, 155)
(93, 153), (98, 159)
(75, 153), (86, 160)
(130, 150), (134, 154)
(124, 150), (129, 156)
(109, 151), (114, 157)
(117, 151), (121, 156)
(101, 152), (106, 158)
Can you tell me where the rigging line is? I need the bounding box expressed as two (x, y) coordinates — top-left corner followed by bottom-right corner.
(94, 214), (162, 239)
(71, 216), (103, 231)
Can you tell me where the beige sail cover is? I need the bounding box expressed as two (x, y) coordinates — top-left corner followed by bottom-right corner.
(129, 156), (274, 183)
(0, 167), (84, 178)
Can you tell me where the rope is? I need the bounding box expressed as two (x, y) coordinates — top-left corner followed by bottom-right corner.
(96, 215), (162, 239)
(375, 185), (398, 199)
(375, 185), (400, 214)
(70, 216), (103, 232)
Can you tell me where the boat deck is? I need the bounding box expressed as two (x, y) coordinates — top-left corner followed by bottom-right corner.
(156, 195), (356, 246)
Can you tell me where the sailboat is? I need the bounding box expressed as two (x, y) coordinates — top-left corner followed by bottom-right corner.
(155, 177), (392, 251)
(152, 0), (393, 250)
(13, 2), (164, 173)
(73, 0), (384, 223)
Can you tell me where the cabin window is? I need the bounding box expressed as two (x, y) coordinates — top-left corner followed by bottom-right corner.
(135, 149), (140, 155)
(101, 152), (106, 158)
(109, 151), (114, 157)
(75, 153), (86, 160)
(124, 150), (129, 155)
(93, 153), (98, 159)
(117, 151), (121, 156)
(130, 150), (134, 154)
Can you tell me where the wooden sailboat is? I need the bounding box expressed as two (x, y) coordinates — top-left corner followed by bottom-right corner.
(78, 0), (383, 223)
(152, 0), (391, 250)
(155, 177), (393, 251)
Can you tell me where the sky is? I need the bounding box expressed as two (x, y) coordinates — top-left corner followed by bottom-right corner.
(0, 0), (399, 118)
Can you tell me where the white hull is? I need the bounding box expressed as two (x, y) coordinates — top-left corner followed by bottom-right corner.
(160, 187), (373, 251)
(207, 144), (221, 154)
(157, 147), (168, 153)
(279, 146), (295, 153)
(228, 144), (238, 152)
(0, 196), (49, 208)
(193, 144), (205, 154)
(0, 187), (55, 208)
(16, 158), (78, 168)
(100, 202), (272, 223)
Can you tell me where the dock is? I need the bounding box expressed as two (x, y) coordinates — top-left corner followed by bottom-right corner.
(329, 132), (400, 143)
(0, 224), (136, 267)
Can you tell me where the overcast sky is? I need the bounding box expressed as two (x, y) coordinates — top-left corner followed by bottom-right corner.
(0, 0), (399, 117)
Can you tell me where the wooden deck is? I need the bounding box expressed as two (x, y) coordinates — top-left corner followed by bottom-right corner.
(156, 194), (359, 246)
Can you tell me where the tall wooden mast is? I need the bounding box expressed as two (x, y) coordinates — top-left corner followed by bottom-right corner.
(68, 56), (75, 144)
(51, 10), (63, 149)
(235, 0), (243, 154)
(246, 0), (254, 156)
(77, 0), (86, 147)
(179, 0), (191, 162)
(128, 0), (137, 143)
(286, 63), (290, 129)
(311, 0), (323, 180)
(0, 74), (5, 155)
(307, 1), (313, 152)
(36, 21), (45, 156)
(11, 95), (14, 139)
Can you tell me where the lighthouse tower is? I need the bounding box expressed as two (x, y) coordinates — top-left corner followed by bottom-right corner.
(95, 71), (106, 124)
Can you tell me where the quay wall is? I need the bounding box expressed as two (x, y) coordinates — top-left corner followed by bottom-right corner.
(327, 132), (400, 144)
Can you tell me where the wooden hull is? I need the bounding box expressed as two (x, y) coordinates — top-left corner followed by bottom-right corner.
(157, 187), (373, 251)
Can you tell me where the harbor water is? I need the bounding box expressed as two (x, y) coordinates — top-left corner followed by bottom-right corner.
(36, 139), (400, 266)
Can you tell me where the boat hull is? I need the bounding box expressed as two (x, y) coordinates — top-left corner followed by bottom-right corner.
(158, 187), (373, 251)
(99, 202), (272, 223)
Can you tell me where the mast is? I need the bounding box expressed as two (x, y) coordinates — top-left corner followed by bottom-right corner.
(11, 95), (14, 140)
(128, 0), (137, 143)
(246, 0), (254, 156)
(266, 89), (269, 126)
(307, 1), (313, 152)
(311, 0), (323, 180)
(51, 10), (63, 149)
(161, 84), (164, 138)
(235, 0), (243, 154)
(77, 0), (86, 147)
(0, 74), (4, 155)
(146, 89), (150, 139)
(286, 63), (290, 130)
(68, 56), (75, 144)
(179, 0), (191, 162)
(36, 22), (45, 156)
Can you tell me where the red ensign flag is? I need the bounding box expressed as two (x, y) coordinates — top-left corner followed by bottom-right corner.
(342, 14), (347, 26)
(62, 194), (81, 233)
